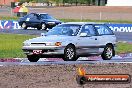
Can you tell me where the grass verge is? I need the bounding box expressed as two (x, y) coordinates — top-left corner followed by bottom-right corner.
(0, 34), (36, 58)
(0, 34), (132, 58)
(60, 19), (132, 23)
(1, 16), (132, 23)
(116, 42), (132, 54)
(0, 16), (18, 20)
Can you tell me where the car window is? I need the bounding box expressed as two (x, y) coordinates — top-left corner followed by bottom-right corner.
(40, 14), (55, 19)
(46, 24), (81, 36)
(27, 14), (35, 18)
(25, 14), (38, 21)
(94, 24), (113, 35)
(33, 14), (38, 19)
(81, 25), (95, 36)
(40, 14), (47, 19)
(46, 14), (55, 19)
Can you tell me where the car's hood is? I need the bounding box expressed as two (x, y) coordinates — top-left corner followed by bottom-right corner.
(42, 19), (61, 22)
(24, 35), (75, 43)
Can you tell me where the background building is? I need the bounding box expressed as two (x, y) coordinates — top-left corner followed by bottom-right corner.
(107, 0), (132, 6)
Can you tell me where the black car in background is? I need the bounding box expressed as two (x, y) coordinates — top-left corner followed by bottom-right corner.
(18, 13), (62, 30)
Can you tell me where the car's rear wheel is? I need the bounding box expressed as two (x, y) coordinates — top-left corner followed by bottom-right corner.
(63, 45), (78, 61)
(27, 55), (40, 62)
(41, 23), (47, 30)
(101, 44), (114, 60)
(21, 22), (27, 29)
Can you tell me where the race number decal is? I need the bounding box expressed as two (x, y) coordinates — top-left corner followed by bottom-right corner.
(26, 18), (30, 21)
(33, 50), (42, 54)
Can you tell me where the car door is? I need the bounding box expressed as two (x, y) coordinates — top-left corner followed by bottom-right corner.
(29, 14), (40, 26)
(76, 24), (99, 54)
(25, 13), (34, 26)
(94, 24), (116, 46)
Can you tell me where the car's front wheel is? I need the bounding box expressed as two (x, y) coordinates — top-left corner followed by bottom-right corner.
(21, 22), (27, 29)
(63, 45), (78, 61)
(101, 44), (114, 60)
(27, 55), (40, 62)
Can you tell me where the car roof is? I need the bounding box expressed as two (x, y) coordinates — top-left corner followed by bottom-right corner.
(61, 22), (105, 25)
(37, 13), (48, 15)
(30, 13), (48, 15)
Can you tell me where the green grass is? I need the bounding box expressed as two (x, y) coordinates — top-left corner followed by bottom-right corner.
(0, 34), (36, 58)
(116, 42), (132, 54)
(60, 19), (132, 23)
(0, 16), (18, 20)
(1, 16), (132, 23)
(0, 34), (132, 58)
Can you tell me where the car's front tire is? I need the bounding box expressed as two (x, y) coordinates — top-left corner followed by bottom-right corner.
(63, 45), (78, 61)
(27, 55), (40, 62)
(21, 22), (27, 29)
(101, 44), (115, 60)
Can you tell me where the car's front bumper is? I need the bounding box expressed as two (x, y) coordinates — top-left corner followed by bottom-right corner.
(22, 46), (65, 55)
(46, 22), (61, 28)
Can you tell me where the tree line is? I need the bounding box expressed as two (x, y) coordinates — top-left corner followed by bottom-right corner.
(19, 0), (96, 6)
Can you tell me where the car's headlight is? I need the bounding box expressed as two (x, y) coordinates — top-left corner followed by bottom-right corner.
(45, 43), (54, 46)
(47, 22), (55, 24)
(45, 42), (61, 46)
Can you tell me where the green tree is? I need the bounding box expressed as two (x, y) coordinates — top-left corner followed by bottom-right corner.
(20, 0), (95, 6)
(19, 0), (37, 2)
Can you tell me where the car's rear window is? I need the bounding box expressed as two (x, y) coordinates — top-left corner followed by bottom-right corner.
(94, 24), (114, 35)
(39, 14), (55, 19)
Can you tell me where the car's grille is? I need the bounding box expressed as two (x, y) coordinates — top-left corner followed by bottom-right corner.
(23, 49), (54, 53)
(31, 43), (46, 46)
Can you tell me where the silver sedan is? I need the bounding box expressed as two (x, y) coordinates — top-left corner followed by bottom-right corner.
(22, 22), (116, 62)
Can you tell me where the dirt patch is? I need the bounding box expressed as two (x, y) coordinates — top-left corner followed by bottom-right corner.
(0, 63), (131, 88)
(29, 6), (132, 20)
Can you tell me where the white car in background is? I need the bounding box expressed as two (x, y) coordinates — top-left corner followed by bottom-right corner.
(22, 22), (116, 62)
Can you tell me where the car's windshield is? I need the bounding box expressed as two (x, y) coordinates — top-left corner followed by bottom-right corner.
(46, 24), (81, 36)
(40, 14), (55, 19)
